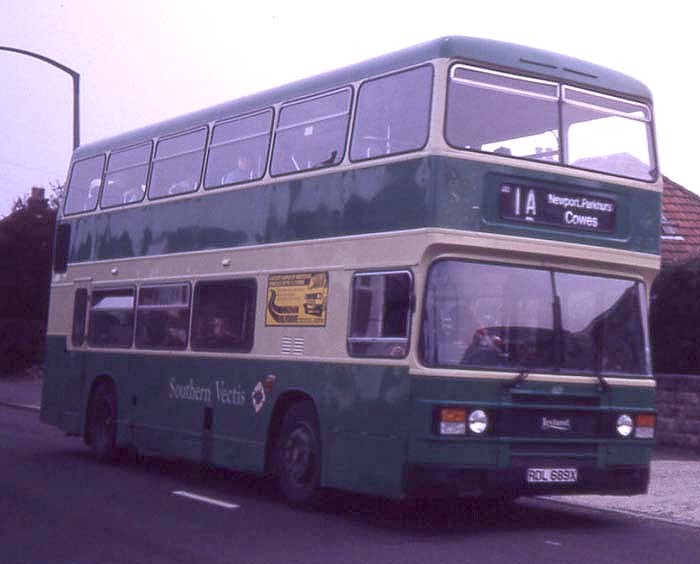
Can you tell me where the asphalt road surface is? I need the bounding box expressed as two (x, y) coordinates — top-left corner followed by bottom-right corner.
(2, 406), (699, 564)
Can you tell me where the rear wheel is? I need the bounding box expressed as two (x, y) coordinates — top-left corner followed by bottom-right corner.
(275, 400), (323, 508)
(87, 380), (118, 463)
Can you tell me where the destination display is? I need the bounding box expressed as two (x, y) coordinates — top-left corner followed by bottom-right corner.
(499, 184), (616, 233)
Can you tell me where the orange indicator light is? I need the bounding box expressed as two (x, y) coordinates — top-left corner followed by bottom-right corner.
(441, 408), (466, 423)
(635, 414), (656, 427)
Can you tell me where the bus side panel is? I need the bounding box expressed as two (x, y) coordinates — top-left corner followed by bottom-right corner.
(208, 359), (411, 497)
(112, 355), (411, 496)
(316, 364), (411, 499)
(40, 335), (84, 436)
(128, 355), (208, 462)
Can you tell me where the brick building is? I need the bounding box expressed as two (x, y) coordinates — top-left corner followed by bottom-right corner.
(655, 176), (700, 450)
(660, 176), (700, 263)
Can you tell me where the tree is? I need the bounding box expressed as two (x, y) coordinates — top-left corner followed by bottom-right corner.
(0, 185), (58, 375)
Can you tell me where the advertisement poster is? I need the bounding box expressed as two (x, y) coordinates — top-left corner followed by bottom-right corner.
(266, 272), (328, 326)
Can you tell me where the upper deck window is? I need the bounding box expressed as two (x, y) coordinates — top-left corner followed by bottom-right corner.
(101, 142), (152, 208)
(148, 128), (207, 199)
(563, 87), (655, 181)
(445, 65), (656, 181)
(350, 65), (433, 161)
(446, 66), (560, 162)
(64, 155), (105, 215)
(205, 110), (273, 189)
(271, 88), (352, 176)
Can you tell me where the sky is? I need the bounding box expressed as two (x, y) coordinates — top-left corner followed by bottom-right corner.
(1, 0), (698, 216)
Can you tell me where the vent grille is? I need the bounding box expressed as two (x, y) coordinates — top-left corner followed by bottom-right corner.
(281, 336), (304, 356)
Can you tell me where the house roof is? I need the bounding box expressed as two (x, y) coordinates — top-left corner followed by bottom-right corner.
(661, 176), (700, 263)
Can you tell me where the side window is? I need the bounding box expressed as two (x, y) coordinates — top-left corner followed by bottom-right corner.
(71, 288), (89, 346)
(135, 284), (191, 350)
(148, 128), (207, 199)
(101, 142), (152, 208)
(87, 288), (135, 348)
(271, 88), (352, 176)
(348, 271), (412, 358)
(63, 155), (105, 215)
(191, 279), (256, 352)
(205, 110), (273, 189)
(350, 65), (433, 161)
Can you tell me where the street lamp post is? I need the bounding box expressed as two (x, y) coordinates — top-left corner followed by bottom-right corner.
(0, 46), (80, 150)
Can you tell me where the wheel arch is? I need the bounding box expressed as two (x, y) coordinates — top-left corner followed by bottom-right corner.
(83, 373), (117, 445)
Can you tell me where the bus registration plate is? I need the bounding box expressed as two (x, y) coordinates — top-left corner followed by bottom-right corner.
(527, 468), (578, 483)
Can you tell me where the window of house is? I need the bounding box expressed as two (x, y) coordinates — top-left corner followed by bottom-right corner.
(205, 110), (273, 189)
(350, 65), (433, 161)
(348, 271), (412, 358)
(270, 88), (352, 176)
(63, 155), (106, 215)
(135, 283), (191, 350)
(148, 128), (207, 199)
(101, 142), (152, 208)
(660, 215), (684, 240)
(191, 279), (256, 352)
(87, 287), (135, 348)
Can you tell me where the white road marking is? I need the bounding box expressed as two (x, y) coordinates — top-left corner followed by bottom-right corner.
(0, 401), (40, 412)
(545, 540), (562, 547)
(172, 490), (240, 509)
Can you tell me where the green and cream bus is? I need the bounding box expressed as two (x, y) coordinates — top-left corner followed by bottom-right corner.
(41, 36), (660, 507)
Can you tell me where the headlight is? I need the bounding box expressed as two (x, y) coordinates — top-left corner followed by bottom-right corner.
(468, 409), (489, 434)
(616, 414), (634, 437)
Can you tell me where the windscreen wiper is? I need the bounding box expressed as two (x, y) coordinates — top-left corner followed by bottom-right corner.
(506, 368), (529, 390)
(595, 370), (610, 391)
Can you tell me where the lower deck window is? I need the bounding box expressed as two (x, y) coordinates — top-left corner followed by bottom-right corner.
(135, 284), (191, 350)
(191, 279), (256, 352)
(348, 271), (412, 358)
(87, 288), (135, 348)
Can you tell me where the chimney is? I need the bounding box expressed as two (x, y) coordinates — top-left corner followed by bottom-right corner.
(28, 187), (47, 211)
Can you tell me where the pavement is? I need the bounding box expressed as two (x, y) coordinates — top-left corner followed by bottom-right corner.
(2, 376), (700, 529)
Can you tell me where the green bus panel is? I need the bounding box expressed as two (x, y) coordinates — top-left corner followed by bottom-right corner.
(62, 157), (660, 265)
(42, 335), (655, 499)
(41, 336), (412, 498)
(407, 375), (654, 469)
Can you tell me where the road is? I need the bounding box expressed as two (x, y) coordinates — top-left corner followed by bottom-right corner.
(1, 406), (699, 564)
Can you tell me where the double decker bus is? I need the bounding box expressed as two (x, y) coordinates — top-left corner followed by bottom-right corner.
(41, 36), (660, 507)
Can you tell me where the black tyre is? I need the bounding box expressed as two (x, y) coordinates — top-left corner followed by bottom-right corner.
(276, 400), (323, 508)
(87, 380), (118, 463)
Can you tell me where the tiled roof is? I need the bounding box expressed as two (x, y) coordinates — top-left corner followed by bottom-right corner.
(661, 176), (700, 263)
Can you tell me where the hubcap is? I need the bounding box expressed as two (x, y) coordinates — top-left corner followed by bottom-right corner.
(94, 394), (113, 447)
(283, 425), (315, 485)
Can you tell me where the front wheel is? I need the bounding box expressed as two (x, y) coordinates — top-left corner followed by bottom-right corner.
(87, 380), (118, 463)
(275, 400), (323, 508)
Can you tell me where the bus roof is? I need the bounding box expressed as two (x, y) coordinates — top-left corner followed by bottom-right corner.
(74, 36), (653, 159)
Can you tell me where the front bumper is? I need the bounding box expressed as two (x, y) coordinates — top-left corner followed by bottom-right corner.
(404, 463), (649, 498)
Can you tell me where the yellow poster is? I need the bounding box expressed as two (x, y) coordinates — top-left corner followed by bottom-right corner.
(266, 272), (328, 326)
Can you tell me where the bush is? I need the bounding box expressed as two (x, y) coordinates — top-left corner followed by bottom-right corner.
(650, 256), (700, 374)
